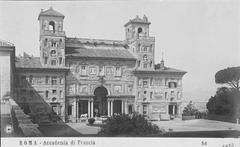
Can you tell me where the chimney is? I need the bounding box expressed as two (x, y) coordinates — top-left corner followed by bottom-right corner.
(160, 60), (165, 70)
(143, 15), (148, 22)
(160, 52), (165, 70)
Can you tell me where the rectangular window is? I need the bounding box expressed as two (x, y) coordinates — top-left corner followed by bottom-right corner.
(128, 105), (133, 114)
(143, 47), (147, 52)
(51, 60), (57, 66)
(52, 89), (57, 95)
(143, 79), (148, 88)
(143, 105), (147, 116)
(44, 57), (48, 64)
(29, 75), (33, 84)
(143, 63), (148, 68)
(165, 92), (168, 99)
(68, 105), (72, 115)
(81, 65), (87, 76)
(51, 76), (57, 85)
(127, 85), (133, 93)
(60, 90), (63, 99)
(150, 92), (153, 99)
(149, 45), (153, 52)
(171, 91), (174, 96)
(59, 57), (62, 65)
(138, 61), (141, 67)
(115, 67), (121, 76)
(150, 78), (153, 86)
(59, 77), (64, 84)
(45, 76), (49, 84)
(46, 91), (49, 98)
(169, 82), (177, 88)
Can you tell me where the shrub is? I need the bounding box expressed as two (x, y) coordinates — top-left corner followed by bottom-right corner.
(98, 113), (163, 136)
(182, 101), (199, 116)
(88, 118), (95, 125)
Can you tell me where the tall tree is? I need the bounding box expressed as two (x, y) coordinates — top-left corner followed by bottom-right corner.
(215, 66), (240, 91)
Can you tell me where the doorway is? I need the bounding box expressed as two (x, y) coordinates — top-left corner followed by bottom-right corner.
(93, 86), (108, 116)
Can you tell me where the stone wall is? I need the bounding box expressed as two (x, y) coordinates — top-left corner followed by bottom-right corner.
(9, 99), (43, 137)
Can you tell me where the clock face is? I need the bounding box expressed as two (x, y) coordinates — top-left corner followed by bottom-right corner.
(50, 50), (56, 57)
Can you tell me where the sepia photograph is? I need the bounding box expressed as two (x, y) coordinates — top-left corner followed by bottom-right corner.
(0, 0), (239, 146)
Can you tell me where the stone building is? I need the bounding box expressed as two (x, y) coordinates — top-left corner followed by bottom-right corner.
(10, 7), (186, 122)
(0, 40), (15, 101)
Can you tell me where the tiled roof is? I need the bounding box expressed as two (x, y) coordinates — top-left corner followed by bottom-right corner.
(66, 48), (136, 60)
(124, 15), (151, 26)
(15, 56), (68, 71)
(133, 66), (187, 74)
(15, 57), (42, 68)
(66, 37), (126, 47)
(0, 39), (14, 47)
(38, 7), (64, 19)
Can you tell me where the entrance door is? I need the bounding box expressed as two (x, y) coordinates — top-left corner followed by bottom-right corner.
(143, 105), (148, 117)
(168, 105), (173, 115)
(94, 86), (108, 116)
(128, 105), (133, 114)
(113, 100), (122, 114)
(168, 105), (177, 115)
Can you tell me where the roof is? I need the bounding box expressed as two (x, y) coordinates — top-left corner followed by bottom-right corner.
(15, 56), (68, 71)
(66, 37), (126, 47)
(133, 66), (187, 75)
(66, 48), (136, 61)
(124, 15), (151, 27)
(0, 39), (14, 47)
(38, 7), (65, 19)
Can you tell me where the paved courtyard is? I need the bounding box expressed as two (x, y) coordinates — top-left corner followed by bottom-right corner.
(67, 119), (240, 135)
(152, 119), (240, 132)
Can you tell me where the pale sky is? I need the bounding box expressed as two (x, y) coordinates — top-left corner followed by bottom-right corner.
(0, 0), (239, 101)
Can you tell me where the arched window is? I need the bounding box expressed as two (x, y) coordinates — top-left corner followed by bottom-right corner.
(143, 55), (148, 61)
(44, 38), (48, 47)
(49, 21), (55, 33)
(137, 60), (141, 67)
(138, 27), (142, 33)
(46, 91), (49, 98)
(150, 61), (152, 67)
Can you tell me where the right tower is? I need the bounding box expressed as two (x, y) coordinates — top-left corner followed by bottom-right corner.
(124, 15), (155, 70)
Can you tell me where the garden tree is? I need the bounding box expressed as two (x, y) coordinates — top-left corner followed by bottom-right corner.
(206, 87), (240, 117)
(215, 66), (240, 91)
(98, 113), (163, 136)
(182, 101), (199, 116)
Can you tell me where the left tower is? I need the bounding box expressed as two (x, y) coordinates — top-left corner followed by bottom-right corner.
(38, 7), (65, 67)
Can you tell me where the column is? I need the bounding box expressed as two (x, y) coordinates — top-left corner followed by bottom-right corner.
(88, 100), (90, 118)
(91, 100), (94, 118)
(110, 100), (113, 116)
(76, 100), (79, 122)
(121, 100), (124, 114)
(107, 100), (110, 117)
(125, 101), (128, 114)
(173, 105), (175, 115)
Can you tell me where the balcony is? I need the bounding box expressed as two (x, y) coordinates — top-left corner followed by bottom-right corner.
(42, 30), (65, 36)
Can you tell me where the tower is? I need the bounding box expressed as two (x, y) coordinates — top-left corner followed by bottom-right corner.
(38, 7), (65, 67)
(124, 15), (155, 70)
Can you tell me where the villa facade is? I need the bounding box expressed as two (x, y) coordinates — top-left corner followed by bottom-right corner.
(8, 7), (186, 122)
